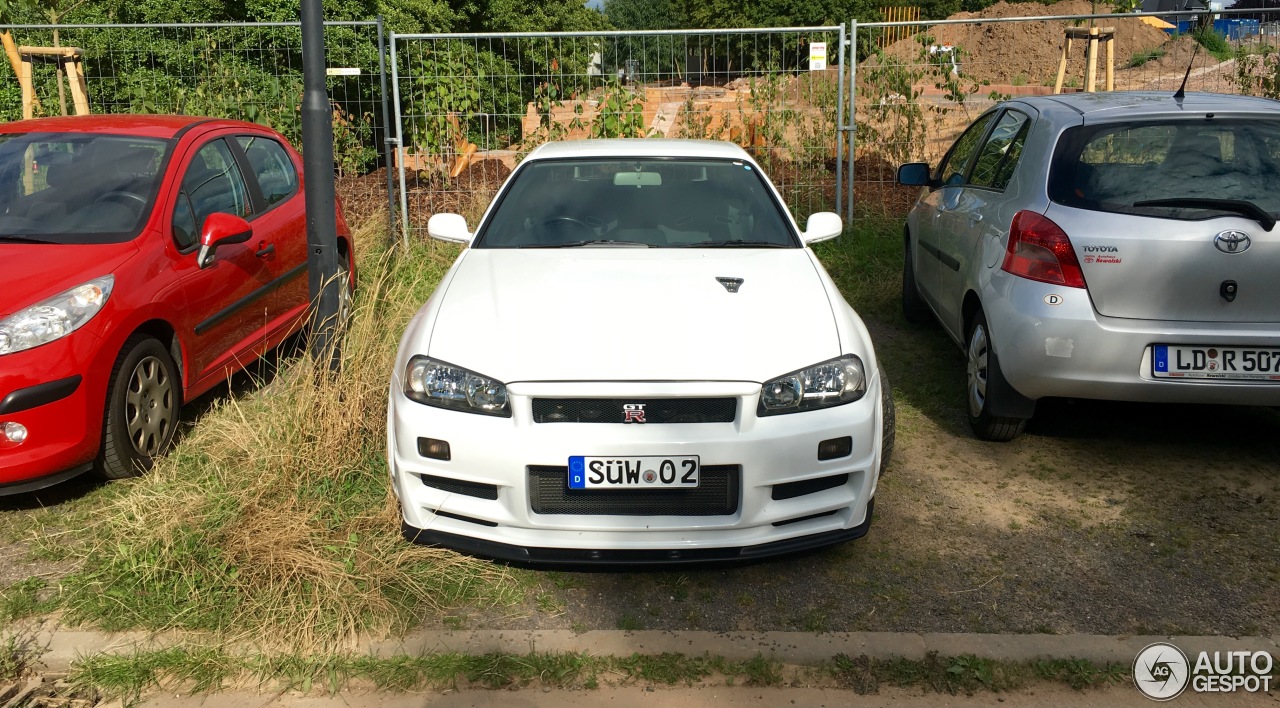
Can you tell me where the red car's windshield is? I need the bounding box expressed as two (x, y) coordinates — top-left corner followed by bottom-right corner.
(0, 132), (170, 245)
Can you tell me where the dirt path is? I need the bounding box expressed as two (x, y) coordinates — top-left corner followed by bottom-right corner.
(132, 683), (1280, 707)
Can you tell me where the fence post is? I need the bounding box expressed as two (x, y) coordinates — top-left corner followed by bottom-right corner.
(390, 32), (411, 248)
(835, 21), (845, 223)
(377, 16), (397, 245)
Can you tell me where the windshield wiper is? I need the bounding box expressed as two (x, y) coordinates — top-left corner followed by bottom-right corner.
(521, 239), (656, 248)
(675, 240), (791, 248)
(1132, 198), (1276, 232)
(0, 234), (57, 244)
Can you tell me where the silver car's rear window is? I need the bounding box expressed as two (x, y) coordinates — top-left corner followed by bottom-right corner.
(473, 157), (800, 249)
(1048, 118), (1280, 222)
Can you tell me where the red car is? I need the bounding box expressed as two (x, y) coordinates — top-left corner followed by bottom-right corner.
(0, 115), (354, 494)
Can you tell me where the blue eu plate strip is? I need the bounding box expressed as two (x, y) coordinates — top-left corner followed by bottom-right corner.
(568, 456), (586, 489)
(1154, 345), (1168, 373)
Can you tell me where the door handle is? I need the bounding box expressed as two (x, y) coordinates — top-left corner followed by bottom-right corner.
(255, 243), (276, 258)
(969, 213), (984, 223)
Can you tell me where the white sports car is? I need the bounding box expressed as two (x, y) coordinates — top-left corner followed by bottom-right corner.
(387, 139), (893, 564)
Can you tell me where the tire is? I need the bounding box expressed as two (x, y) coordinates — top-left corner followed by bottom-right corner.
(902, 236), (931, 324)
(878, 364), (896, 477)
(96, 335), (181, 480)
(965, 310), (1028, 442)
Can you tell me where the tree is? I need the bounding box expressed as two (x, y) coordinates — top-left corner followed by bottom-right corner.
(603, 0), (687, 29)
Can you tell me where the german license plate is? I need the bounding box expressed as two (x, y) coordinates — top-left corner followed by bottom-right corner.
(1153, 345), (1280, 381)
(567, 455), (700, 489)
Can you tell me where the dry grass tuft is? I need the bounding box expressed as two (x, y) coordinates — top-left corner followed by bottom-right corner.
(60, 226), (520, 650)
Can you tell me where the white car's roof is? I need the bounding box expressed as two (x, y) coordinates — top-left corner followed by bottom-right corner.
(524, 138), (755, 162)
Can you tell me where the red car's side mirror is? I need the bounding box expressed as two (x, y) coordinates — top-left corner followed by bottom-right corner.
(197, 213), (253, 269)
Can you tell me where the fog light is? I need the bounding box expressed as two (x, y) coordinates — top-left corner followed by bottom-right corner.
(4, 422), (27, 444)
(817, 436), (852, 460)
(417, 437), (451, 461)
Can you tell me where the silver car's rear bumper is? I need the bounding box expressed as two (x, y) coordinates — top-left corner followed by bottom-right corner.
(987, 277), (1280, 406)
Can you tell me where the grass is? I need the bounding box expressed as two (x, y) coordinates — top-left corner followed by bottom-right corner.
(1192, 28), (1233, 62)
(38, 225), (524, 650)
(1128, 47), (1167, 68)
(830, 652), (1128, 694)
(0, 578), (58, 622)
(71, 647), (1131, 701)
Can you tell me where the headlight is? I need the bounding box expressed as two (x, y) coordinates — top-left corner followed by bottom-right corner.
(403, 356), (510, 417)
(758, 355), (866, 416)
(0, 276), (114, 356)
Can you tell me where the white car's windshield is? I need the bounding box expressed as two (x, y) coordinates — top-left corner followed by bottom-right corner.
(473, 157), (800, 249)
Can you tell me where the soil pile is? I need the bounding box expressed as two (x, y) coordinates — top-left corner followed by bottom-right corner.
(877, 0), (1172, 86)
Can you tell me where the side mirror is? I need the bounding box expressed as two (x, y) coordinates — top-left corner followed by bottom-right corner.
(427, 213), (471, 244)
(197, 213), (253, 269)
(897, 162), (933, 187)
(802, 212), (843, 245)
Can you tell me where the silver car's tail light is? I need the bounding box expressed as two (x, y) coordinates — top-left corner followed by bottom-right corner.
(1002, 211), (1086, 289)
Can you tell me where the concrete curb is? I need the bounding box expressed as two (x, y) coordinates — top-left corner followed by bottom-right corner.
(25, 627), (1280, 672)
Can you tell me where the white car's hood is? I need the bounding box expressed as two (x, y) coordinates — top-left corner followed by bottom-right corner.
(422, 248), (840, 383)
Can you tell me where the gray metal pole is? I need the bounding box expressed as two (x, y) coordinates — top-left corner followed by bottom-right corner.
(834, 21), (844, 223)
(846, 20), (858, 225)
(301, 0), (341, 368)
(377, 16), (397, 246)
(390, 33), (411, 247)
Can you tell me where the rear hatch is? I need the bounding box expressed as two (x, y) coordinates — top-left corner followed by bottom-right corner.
(1046, 115), (1280, 323)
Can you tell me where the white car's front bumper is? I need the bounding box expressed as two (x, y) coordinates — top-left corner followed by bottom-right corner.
(387, 378), (884, 565)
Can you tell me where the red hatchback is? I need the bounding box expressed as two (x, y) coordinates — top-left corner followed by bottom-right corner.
(0, 115), (354, 494)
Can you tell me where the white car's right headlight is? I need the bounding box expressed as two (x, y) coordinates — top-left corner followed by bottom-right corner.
(0, 275), (114, 356)
(758, 355), (867, 416)
(403, 355), (510, 417)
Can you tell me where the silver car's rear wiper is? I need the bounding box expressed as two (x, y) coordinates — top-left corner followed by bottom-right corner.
(521, 239), (656, 248)
(1132, 198), (1276, 232)
(675, 240), (791, 248)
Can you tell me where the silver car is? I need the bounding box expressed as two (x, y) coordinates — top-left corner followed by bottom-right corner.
(897, 91), (1280, 441)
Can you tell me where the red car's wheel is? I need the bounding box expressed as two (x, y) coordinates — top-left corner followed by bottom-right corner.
(96, 335), (181, 480)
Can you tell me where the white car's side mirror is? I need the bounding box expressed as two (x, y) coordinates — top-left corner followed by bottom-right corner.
(427, 213), (471, 244)
(802, 212), (842, 245)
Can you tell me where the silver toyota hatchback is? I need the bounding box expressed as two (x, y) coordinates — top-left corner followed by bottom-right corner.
(898, 91), (1280, 441)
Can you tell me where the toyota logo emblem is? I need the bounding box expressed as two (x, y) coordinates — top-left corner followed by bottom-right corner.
(1214, 230), (1252, 254)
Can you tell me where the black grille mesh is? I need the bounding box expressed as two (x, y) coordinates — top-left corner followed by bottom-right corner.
(531, 398), (736, 424)
(528, 465), (740, 515)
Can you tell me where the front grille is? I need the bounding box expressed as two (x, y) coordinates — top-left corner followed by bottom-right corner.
(531, 398), (736, 424)
(528, 465), (740, 515)
(421, 473), (499, 500)
(771, 473), (849, 501)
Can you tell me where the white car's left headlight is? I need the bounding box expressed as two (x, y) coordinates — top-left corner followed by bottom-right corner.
(0, 275), (114, 356)
(403, 355), (511, 417)
(758, 354), (867, 416)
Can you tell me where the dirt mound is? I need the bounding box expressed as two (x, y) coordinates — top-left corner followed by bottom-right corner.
(876, 0), (1172, 86)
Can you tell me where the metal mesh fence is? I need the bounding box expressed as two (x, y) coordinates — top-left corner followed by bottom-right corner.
(848, 8), (1280, 221)
(0, 21), (393, 229)
(389, 27), (847, 242)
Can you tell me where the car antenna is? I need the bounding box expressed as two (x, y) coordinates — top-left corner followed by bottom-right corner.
(1173, 42), (1200, 101)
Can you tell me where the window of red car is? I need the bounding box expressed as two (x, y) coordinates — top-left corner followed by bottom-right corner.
(235, 135), (297, 208)
(172, 139), (253, 250)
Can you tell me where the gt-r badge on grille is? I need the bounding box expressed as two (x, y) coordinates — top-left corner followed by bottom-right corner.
(716, 277), (744, 293)
(622, 403), (647, 423)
